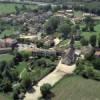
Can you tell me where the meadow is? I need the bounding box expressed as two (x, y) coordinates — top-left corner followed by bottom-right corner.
(52, 76), (100, 100)
(0, 3), (37, 14)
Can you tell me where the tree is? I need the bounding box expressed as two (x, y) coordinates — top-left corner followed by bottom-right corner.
(90, 24), (94, 32)
(52, 5), (61, 12)
(0, 61), (7, 72)
(13, 84), (21, 100)
(80, 38), (88, 46)
(84, 16), (93, 26)
(89, 35), (97, 47)
(84, 16), (94, 32)
(15, 6), (20, 14)
(21, 25), (29, 33)
(15, 52), (23, 62)
(37, 58), (47, 67)
(94, 70), (100, 81)
(21, 73), (32, 90)
(92, 58), (100, 70)
(8, 70), (19, 82)
(13, 89), (19, 100)
(40, 83), (52, 98)
(57, 23), (71, 38)
(82, 66), (95, 79)
(21, 5), (27, 11)
(98, 34), (100, 48)
(2, 78), (12, 92)
(44, 16), (60, 34)
(39, 5), (51, 11)
(36, 40), (44, 48)
(20, 51), (32, 61)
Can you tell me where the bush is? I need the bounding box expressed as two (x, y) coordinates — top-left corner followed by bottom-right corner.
(20, 51), (32, 61)
(2, 78), (12, 92)
(92, 58), (100, 70)
(80, 38), (88, 46)
(94, 70), (100, 81)
(21, 73), (32, 90)
(40, 83), (52, 98)
(89, 35), (97, 47)
(75, 59), (95, 79)
(81, 66), (95, 79)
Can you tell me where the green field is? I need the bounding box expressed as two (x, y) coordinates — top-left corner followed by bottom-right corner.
(0, 54), (14, 62)
(52, 76), (100, 100)
(0, 3), (37, 14)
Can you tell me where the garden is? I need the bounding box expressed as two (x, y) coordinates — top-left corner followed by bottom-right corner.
(0, 51), (58, 100)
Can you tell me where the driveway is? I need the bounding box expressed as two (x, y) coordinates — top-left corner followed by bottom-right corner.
(24, 60), (76, 100)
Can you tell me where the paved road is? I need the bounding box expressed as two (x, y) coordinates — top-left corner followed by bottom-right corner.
(24, 60), (76, 100)
(0, 0), (57, 6)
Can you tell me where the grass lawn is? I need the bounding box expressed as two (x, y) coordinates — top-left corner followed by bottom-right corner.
(0, 54), (14, 62)
(52, 76), (100, 100)
(0, 3), (37, 14)
(15, 61), (28, 74)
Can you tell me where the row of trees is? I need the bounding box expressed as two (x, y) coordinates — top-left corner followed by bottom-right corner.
(74, 3), (100, 16)
(81, 34), (100, 47)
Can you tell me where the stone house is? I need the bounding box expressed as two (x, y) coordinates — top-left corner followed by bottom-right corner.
(62, 47), (76, 65)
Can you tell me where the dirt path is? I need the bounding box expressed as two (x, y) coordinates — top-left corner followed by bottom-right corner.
(24, 60), (76, 100)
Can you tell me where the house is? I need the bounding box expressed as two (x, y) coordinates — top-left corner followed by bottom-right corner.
(66, 10), (73, 13)
(65, 9), (74, 18)
(19, 34), (38, 40)
(5, 38), (17, 45)
(0, 38), (17, 48)
(62, 47), (76, 65)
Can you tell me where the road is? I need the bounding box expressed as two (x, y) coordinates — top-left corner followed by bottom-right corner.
(24, 60), (76, 100)
(0, 0), (58, 6)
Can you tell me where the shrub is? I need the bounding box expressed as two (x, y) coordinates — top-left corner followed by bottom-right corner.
(94, 70), (100, 81)
(92, 58), (100, 70)
(80, 38), (88, 46)
(21, 73), (32, 90)
(89, 35), (97, 47)
(81, 66), (95, 79)
(40, 83), (52, 98)
(20, 51), (32, 61)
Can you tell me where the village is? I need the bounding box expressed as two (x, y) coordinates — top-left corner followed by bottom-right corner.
(0, 1), (100, 100)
